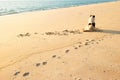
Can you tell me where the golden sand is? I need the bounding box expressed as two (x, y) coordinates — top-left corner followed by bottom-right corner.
(0, 1), (120, 80)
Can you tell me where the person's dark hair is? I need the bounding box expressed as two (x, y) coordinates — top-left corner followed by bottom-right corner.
(93, 15), (95, 18)
(90, 15), (95, 18)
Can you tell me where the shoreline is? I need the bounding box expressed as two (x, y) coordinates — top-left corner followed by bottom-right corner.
(0, 0), (117, 17)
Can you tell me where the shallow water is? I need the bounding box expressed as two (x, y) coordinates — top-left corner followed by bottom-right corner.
(0, 0), (115, 16)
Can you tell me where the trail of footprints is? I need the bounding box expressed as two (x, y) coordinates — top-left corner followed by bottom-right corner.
(13, 35), (112, 80)
(17, 29), (81, 38)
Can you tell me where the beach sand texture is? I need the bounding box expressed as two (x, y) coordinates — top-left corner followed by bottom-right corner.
(0, 1), (120, 80)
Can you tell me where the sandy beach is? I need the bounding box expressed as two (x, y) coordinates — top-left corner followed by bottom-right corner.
(0, 1), (120, 80)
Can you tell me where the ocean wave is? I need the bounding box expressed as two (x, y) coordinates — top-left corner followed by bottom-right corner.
(0, 0), (115, 16)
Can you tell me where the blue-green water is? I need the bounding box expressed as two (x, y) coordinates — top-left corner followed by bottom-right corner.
(0, 0), (115, 16)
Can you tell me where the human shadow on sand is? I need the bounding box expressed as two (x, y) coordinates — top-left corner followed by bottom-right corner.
(100, 29), (120, 34)
(88, 28), (120, 34)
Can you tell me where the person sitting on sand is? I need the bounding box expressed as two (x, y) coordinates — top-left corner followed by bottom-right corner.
(83, 15), (96, 32)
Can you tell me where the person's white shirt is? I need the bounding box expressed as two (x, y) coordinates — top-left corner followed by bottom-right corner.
(88, 16), (95, 23)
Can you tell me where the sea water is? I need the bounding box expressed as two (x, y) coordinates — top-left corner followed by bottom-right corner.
(0, 0), (115, 16)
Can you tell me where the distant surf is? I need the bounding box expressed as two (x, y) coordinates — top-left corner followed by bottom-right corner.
(0, 0), (115, 16)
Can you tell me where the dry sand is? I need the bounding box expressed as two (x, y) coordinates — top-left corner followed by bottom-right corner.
(0, 1), (120, 80)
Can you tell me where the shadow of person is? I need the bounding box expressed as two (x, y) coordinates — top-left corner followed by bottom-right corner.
(95, 28), (120, 34)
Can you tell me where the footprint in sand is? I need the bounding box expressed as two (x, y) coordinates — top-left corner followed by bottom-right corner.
(101, 39), (104, 40)
(17, 33), (31, 37)
(14, 71), (20, 76)
(103, 70), (106, 73)
(36, 63), (41, 67)
(78, 45), (82, 47)
(62, 61), (65, 63)
(75, 78), (82, 80)
(96, 42), (99, 44)
(79, 42), (82, 44)
(34, 32), (38, 34)
(17, 34), (24, 37)
(42, 62), (47, 65)
(65, 49), (70, 53)
(84, 42), (89, 45)
(57, 56), (61, 59)
(52, 55), (56, 58)
(45, 32), (55, 35)
(91, 42), (94, 44)
(74, 47), (78, 49)
(70, 74), (72, 77)
(91, 39), (95, 41)
(86, 39), (90, 41)
(23, 72), (30, 77)
(25, 33), (31, 36)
